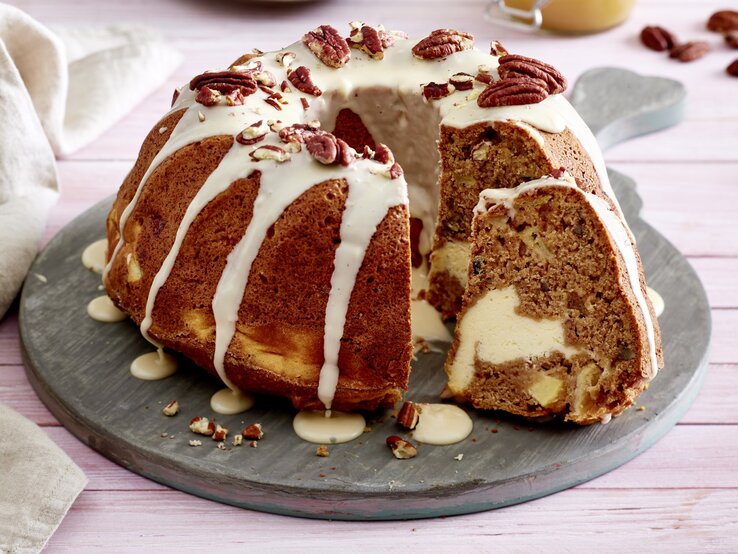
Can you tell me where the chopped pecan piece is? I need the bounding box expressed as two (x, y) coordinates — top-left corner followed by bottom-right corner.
(489, 40), (508, 57)
(242, 423), (264, 440)
(276, 51), (297, 68)
(477, 77), (549, 108)
(475, 72), (493, 85)
(288, 66), (322, 96)
(497, 55), (567, 95)
(162, 400), (179, 417)
(373, 143), (394, 164)
(336, 138), (355, 166)
(212, 424), (228, 442)
(301, 97), (310, 110)
(230, 51), (262, 68)
(422, 82), (453, 101)
(449, 72), (474, 91)
(640, 26), (677, 51)
(189, 416), (215, 436)
(254, 70), (277, 88)
(389, 162), (403, 179)
(670, 41), (710, 62)
(412, 28), (474, 60)
(316, 445), (330, 457)
(347, 23), (385, 59)
(236, 120), (268, 145)
(397, 401), (420, 430)
(707, 10), (738, 33)
(386, 435), (417, 459)
(250, 145), (291, 162)
(303, 25), (351, 68)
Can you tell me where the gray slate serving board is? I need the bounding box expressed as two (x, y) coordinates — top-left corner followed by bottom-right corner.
(19, 68), (709, 520)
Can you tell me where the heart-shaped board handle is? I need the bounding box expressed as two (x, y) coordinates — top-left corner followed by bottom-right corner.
(569, 67), (687, 152)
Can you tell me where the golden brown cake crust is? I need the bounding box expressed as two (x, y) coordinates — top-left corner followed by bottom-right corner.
(105, 112), (412, 411)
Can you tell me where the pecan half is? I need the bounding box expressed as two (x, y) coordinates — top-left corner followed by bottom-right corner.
(412, 29), (474, 60)
(477, 77), (549, 108)
(707, 10), (738, 33)
(288, 66), (322, 96)
(189, 70), (257, 106)
(422, 82), (453, 100)
(303, 25), (351, 68)
(670, 41), (710, 62)
(305, 133), (339, 164)
(640, 26), (677, 51)
(254, 70), (277, 88)
(489, 40), (508, 57)
(449, 72), (474, 91)
(727, 59), (738, 77)
(347, 23), (385, 59)
(497, 55), (567, 95)
(336, 138), (355, 166)
(278, 122), (320, 146)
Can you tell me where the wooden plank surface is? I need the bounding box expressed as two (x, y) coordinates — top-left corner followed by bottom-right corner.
(2, 0), (737, 550)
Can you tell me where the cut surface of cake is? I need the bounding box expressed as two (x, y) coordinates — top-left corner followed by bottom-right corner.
(103, 23), (657, 417)
(445, 174), (664, 424)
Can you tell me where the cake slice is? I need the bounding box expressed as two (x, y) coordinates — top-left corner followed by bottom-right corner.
(445, 174), (663, 424)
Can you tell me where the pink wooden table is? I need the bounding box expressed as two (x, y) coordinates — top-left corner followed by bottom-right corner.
(2, 0), (738, 550)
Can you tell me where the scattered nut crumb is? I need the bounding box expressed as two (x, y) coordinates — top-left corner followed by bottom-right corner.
(471, 437), (477, 443)
(212, 424), (229, 441)
(386, 435), (418, 459)
(232, 434), (243, 446)
(189, 439), (202, 447)
(242, 423), (264, 440)
(249, 441), (258, 448)
(319, 473), (326, 478)
(637, 406), (646, 412)
(198, 111), (206, 122)
(491, 429), (498, 434)
(453, 453), (464, 461)
(363, 426), (372, 434)
(397, 401), (421, 430)
(162, 400), (179, 417)
(216, 442), (226, 450)
(158, 126), (168, 134)
(316, 445), (330, 457)
(189, 416), (215, 436)
(160, 432), (168, 438)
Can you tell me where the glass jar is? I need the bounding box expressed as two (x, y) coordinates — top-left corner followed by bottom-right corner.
(486, 0), (637, 34)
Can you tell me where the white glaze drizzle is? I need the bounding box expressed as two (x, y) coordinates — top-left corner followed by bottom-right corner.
(476, 175), (659, 378)
(82, 239), (108, 274)
(292, 410), (366, 444)
(210, 387), (255, 415)
(411, 403), (473, 445)
(106, 29), (617, 407)
(130, 350), (178, 380)
(87, 295), (127, 322)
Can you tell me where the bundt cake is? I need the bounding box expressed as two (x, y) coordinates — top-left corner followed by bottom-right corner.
(103, 23), (662, 420)
(445, 174), (663, 424)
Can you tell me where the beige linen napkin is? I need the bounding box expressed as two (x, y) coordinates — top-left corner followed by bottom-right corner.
(0, 4), (183, 319)
(0, 402), (87, 553)
(0, 5), (183, 552)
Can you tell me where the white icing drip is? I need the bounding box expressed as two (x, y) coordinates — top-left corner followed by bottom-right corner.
(476, 176), (659, 378)
(87, 295), (127, 322)
(411, 403), (473, 445)
(210, 388), (255, 415)
(317, 167), (408, 408)
(82, 239), (107, 274)
(130, 350), (178, 380)
(647, 286), (664, 318)
(292, 410), (366, 444)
